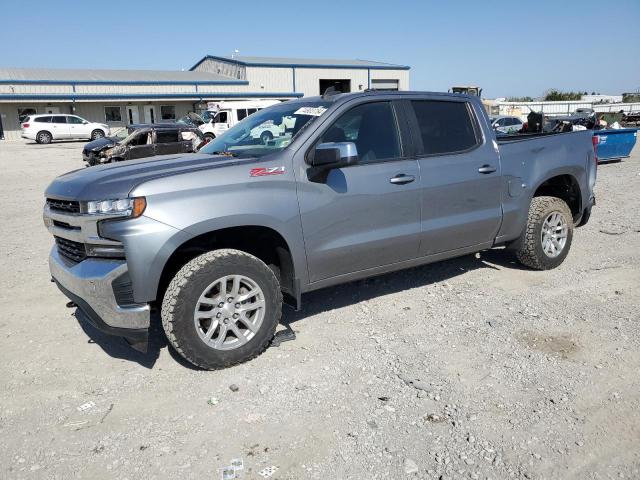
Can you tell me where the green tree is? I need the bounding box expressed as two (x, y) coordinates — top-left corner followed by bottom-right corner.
(544, 89), (583, 101)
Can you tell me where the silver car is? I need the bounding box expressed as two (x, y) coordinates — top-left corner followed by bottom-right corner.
(490, 115), (524, 134)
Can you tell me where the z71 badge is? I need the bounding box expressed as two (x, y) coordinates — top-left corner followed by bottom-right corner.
(250, 166), (286, 177)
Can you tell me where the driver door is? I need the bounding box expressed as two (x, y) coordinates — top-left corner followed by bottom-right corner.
(297, 100), (421, 283)
(212, 110), (230, 137)
(127, 130), (155, 160)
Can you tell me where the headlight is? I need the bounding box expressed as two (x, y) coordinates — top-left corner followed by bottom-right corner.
(83, 197), (146, 217)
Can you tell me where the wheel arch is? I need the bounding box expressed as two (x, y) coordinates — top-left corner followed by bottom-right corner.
(155, 224), (300, 309)
(531, 172), (582, 220)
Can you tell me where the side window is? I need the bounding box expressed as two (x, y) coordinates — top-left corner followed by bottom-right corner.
(67, 116), (85, 124)
(51, 116), (67, 124)
(34, 116), (52, 123)
(130, 131), (150, 146)
(411, 101), (478, 155)
(215, 111), (228, 123)
(318, 102), (401, 163)
(237, 109), (248, 121)
(247, 108), (257, 116)
(155, 129), (179, 144)
(495, 118), (506, 127)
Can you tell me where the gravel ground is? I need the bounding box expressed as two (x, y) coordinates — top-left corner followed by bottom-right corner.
(0, 140), (638, 480)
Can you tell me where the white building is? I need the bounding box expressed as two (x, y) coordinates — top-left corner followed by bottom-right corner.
(190, 55), (410, 97)
(0, 55), (410, 141)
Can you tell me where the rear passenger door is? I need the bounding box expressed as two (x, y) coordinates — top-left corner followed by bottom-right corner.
(406, 99), (502, 256)
(298, 100), (422, 282)
(154, 129), (181, 156)
(50, 116), (70, 139)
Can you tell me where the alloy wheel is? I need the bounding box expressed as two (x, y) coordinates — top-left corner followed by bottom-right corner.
(193, 275), (266, 351)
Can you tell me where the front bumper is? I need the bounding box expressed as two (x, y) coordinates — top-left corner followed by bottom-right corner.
(49, 246), (150, 349)
(82, 150), (105, 165)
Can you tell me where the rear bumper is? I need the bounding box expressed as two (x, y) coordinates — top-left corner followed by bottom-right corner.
(49, 246), (150, 349)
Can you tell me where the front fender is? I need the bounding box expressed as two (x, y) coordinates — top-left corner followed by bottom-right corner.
(99, 216), (193, 303)
(126, 156), (308, 297)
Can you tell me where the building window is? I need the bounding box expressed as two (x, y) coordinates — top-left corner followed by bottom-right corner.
(105, 106), (122, 122)
(370, 79), (399, 91)
(18, 107), (37, 123)
(161, 105), (176, 120)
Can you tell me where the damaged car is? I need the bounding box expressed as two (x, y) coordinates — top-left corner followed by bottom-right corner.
(83, 124), (206, 166)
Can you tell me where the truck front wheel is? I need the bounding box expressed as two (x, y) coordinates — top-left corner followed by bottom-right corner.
(516, 196), (574, 270)
(161, 249), (282, 369)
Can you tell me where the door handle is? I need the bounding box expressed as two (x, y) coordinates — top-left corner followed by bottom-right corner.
(478, 165), (497, 174)
(389, 174), (415, 185)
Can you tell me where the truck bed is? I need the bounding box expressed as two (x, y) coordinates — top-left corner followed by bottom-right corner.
(494, 129), (596, 243)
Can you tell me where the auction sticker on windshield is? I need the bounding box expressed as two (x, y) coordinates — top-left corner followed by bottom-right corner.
(294, 106), (327, 117)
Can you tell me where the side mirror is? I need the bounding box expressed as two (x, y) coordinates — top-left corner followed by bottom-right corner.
(309, 142), (358, 169)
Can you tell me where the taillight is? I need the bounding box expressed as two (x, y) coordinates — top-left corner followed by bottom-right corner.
(592, 135), (599, 166)
(22, 123), (29, 129)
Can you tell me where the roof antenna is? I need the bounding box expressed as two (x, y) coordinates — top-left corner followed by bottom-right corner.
(231, 49), (239, 59)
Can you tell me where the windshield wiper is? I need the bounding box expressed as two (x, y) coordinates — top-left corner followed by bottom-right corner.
(209, 150), (238, 157)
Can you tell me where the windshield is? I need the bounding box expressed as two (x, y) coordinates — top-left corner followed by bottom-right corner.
(111, 127), (130, 140)
(201, 110), (218, 122)
(200, 100), (331, 158)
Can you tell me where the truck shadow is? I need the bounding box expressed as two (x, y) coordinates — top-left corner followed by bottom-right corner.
(75, 310), (169, 369)
(280, 248), (525, 325)
(75, 248), (524, 369)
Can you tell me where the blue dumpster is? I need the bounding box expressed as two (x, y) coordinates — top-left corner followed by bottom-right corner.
(594, 128), (638, 162)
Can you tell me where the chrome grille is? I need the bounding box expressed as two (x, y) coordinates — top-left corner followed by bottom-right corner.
(55, 236), (86, 263)
(47, 198), (80, 214)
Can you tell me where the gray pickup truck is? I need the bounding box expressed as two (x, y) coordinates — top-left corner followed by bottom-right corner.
(44, 91), (597, 369)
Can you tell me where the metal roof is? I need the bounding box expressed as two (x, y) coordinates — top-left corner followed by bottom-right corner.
(0, 67), (245, 85)
(191, 55), (410, 70)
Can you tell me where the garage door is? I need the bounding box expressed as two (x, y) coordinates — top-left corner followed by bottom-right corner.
(371, 79), (399, 91)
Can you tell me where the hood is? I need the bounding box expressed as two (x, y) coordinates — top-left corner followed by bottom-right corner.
(46, 153), (246, 201)
(84, 136), (119, 151)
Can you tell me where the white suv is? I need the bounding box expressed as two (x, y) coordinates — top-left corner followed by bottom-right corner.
(21, 114), (110, 144)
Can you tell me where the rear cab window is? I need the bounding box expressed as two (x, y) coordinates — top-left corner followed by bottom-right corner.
(410, 100), (480, 156)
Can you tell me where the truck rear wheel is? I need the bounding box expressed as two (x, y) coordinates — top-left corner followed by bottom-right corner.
(161, 249), (282, 369)
(516, 196), (574, 270)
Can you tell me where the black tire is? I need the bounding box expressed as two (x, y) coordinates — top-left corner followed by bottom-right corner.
(161, 249), (282, 369)
(36, 131), (52, 144)
(516, 196), (574, 270)
(204, 133), (215, 141)
(91, 129), (105, 140)
(260, 131), (273, 144)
